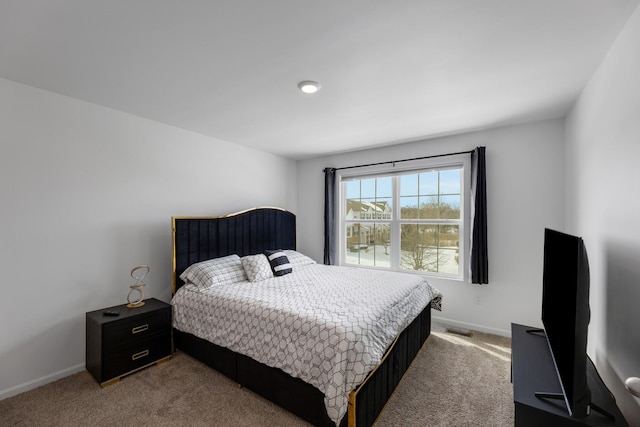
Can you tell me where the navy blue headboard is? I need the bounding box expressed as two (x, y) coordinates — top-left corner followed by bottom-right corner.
(172, 207), (296, 293)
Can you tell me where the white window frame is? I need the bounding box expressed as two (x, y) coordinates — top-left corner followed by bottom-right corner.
(336, 154), (471, 281)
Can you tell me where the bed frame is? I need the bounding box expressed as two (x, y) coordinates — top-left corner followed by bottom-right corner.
(172, 207), (432, 427)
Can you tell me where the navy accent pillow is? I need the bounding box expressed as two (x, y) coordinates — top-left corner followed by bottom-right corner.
(264, 250), (293, 276)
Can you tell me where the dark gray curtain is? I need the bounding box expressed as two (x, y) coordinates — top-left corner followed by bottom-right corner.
(470, 146), (489, 284)
(323, 168), (336, 265)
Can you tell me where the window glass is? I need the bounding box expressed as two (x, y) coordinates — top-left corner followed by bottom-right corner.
(400, 224), (459, 273)
(400, 169), (461, 219)
(439, 195), (461, 219)
(419, 172), (438, 196)
(341, 161), (466, 279)
(345, 177), (393, 218)
(439, 169), (461, 193)
(345, 223), (391, 268)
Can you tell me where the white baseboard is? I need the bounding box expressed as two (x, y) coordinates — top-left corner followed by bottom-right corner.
(0, 363), (85, 401)
(432, 315), (511, 338)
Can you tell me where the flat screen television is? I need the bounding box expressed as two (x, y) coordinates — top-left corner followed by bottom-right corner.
(540, 228), (591, 418)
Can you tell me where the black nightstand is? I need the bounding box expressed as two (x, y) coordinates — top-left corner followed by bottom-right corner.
(86, 298), (172, 386)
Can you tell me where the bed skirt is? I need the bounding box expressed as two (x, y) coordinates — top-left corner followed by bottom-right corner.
(173, 303), (432, 427)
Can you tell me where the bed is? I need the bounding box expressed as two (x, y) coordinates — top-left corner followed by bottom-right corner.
(171, 207), (441, 427)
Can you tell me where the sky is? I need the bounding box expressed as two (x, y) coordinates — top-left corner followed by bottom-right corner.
(345, 168), (462, 210)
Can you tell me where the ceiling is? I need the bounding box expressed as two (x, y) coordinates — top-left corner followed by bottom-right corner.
(1, 1), (638, 159)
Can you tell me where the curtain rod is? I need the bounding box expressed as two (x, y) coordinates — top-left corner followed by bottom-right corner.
(323, 149), (475, 172)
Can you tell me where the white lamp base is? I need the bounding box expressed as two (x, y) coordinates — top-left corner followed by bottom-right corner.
(127, 301), (145, 308)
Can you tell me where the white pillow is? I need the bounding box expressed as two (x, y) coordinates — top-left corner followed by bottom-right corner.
(241, 254), (274, 282)
(284, 250), (317, 267)
(179, 254), (247, 289)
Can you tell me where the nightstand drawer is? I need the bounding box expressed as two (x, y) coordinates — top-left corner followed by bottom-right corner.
(103, 332), (171, 380)
(104, 308), (170, 346)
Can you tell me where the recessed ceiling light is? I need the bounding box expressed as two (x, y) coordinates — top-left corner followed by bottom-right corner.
(298, 80), (321, 94)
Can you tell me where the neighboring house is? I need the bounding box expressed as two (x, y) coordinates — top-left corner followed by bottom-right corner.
(345, 200), (391, 249)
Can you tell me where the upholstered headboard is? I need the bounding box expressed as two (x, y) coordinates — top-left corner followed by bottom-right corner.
(172, 207), (296, 293)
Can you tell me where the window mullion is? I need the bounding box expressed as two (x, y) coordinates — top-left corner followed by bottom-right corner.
(390, 176), (400, 269)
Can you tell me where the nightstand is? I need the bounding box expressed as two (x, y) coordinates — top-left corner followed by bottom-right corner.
(86, 298), (172, 386)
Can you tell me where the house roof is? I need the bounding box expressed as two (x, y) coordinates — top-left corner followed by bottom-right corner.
(347, 200), (390, 213)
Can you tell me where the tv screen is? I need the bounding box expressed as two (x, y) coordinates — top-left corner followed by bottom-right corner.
(541, 228), (591, 418)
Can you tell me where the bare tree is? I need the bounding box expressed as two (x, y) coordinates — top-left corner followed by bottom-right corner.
(400, 200), (459, 272)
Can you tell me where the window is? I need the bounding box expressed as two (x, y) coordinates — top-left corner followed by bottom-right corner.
(338, 155), (470, 280)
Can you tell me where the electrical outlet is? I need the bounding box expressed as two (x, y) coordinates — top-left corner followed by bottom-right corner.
(474, 296), (482, 305)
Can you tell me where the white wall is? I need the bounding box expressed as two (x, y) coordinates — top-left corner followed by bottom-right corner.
(565, 5), (640, 424)
(297, 119), (565, 336)
(0, 77), (297, 399)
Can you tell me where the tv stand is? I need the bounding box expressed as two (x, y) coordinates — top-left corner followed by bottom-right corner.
(511, 324), (628, 426)
(534, 392), (615, 421)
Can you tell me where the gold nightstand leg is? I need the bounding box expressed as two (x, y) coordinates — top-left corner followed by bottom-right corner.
(156, 355), (172, 365)
(100, 378), (120, 387)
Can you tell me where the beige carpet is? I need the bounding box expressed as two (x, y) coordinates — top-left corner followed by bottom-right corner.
(0, 325), (514, 426)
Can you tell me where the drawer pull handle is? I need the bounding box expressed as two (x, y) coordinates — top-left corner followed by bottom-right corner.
(131, 350), (149, 361)
(131, 324), (149, 334)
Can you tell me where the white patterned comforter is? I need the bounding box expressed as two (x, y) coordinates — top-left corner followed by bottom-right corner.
(171, 263), (442, 425)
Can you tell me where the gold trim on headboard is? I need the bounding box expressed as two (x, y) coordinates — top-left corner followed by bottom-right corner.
(171, 206), (288, 221)
(171, 207), (294, 295)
